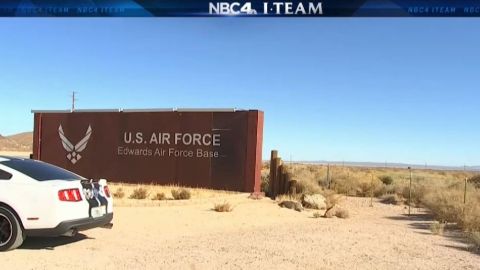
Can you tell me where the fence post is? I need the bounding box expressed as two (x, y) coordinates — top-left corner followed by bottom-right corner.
(284, 172), (291, 195)
(275, 158), (282, 196)
(278, 165), (284, 195)
(269, 150), (278, 199)
(464, 177), (468, 204)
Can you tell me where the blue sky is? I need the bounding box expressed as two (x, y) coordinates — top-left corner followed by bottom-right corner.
(0, 19), (478, 166)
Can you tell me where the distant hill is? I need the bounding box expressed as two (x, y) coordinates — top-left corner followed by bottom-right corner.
(297, 160), (480, 172)
(0, 132), (33, 151)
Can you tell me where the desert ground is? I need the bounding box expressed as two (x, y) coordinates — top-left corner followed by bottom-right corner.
(1, 194), (479, 270)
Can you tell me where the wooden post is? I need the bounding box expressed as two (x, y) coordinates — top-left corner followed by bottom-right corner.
(275, 158), (282, 196)
(269, 150), (278, 199)
(278, 165), (283, 195)
(464, 177), (468, 204)
(279, 165), (286, 195)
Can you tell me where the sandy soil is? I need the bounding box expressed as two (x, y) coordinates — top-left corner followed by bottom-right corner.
(1, 196), (479, 270)
(0, 151), (31, 158)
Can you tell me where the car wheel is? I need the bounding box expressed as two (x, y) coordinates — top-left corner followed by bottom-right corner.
(0, 207), (25, 251)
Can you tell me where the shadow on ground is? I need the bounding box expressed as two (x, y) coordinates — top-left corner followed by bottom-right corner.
(385, 212), (479, 255)
(19, 233), (94, 250)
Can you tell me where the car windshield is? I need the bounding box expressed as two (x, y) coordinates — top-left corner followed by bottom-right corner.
(0, 159), (83, 181)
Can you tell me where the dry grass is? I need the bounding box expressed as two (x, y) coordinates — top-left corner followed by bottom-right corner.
(152, 192), (167, 201)
(171, 188), (191, 200)
(0, 151), (30, 158)
(265, 164), (476, 199)
(263, 163), (479, 233)
(466, 231), (480, 252)
(213, 201), (234, 212)
(107, 183), (241, 207)
(422, 185), (480, 234)
(129, 187), (149, 199)
(430, 221), (445, 235)
(110, 183), (236, 200)
(113, 188), (125, 199)
(380, 194), (403, 205)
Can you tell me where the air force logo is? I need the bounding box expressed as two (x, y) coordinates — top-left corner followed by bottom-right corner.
(58, 125), (92, 164)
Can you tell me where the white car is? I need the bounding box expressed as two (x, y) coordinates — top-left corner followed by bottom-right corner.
(0, 156), (113, 251)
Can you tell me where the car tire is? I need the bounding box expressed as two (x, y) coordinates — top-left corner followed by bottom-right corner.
(0, 207), (25, 251)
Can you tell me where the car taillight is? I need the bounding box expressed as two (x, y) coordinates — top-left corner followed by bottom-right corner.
(58, 188), (82, 202)
(103, 186), (111, 198)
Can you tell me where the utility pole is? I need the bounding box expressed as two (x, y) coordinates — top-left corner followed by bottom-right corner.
(71, 91), (77, 112)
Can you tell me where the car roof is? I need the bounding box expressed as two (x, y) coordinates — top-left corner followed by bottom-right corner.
(0, 156), (29, 162)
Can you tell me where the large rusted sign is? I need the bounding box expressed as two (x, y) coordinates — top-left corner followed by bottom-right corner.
(32, 110), (263, 192)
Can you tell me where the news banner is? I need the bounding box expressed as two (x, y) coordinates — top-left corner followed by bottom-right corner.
(0, 0), (478, 17)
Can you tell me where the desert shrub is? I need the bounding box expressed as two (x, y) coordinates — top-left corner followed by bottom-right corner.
(289, 167), (324, 195)
(379, 175), (394, 185)
(384, 184), (397, 195)
(313, 212), (322, 218)
(332, 178), (353, 195)
(295, 178), (322, 195)
(401, 184), (427, 206)
(373, 184), (388, 197)
(261, 162), (269, 170)
(459, 200), (480, 232)
(356, 182), (371, 197)
(430, 221), (445, 235)
(466, 232), (480, 252)
(129, 187), (149, 199)
(422, 185), (480, 233)
(171, 188), (191, 200)
(152, 192), (166, 200)
(331, 173), (362, 196)
(447, 181), (463, 190)
(380, 194), (403, 205)
(335, 208), (350, 219)
(261, 171), (270, 193)
(113, 188), (125, 199)
(422, 190), (464, 223)
(470, 175), (480, 188)
(213, 201), (234, 212)
(356, 179), (383, 197)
